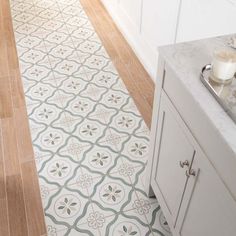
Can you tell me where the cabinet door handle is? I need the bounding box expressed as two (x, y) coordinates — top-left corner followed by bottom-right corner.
(186, 169), (196, 177)
(179, 160), (189, 168)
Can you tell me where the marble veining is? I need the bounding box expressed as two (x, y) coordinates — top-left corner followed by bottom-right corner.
(159, 35), (236, 155)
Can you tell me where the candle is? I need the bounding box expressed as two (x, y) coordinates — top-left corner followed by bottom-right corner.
(211, 49), (236, 83)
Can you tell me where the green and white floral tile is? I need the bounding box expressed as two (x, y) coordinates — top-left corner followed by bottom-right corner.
(83, 201), (120, 230)
(58, 136), (92, 162)
(34, 147), (54, 171)
(39, 177), (60, 207)
(108, 158), (135, 183)
(147, 207), (172, 236)
(46, 216), (68, 236)
(44, 186), (91, 227)
(66, 166), (105, 193)
(77, 40), (101, 55)
(59, 76), (88, 96)
(122, 207), (152, 229)
(51, 111), (82, 133)
(134, 188), (159, 210)
(79, 144), (120, 174)
(103, 212), (152, 236)
(72, 66), (98, 81)
(75, 203), (114, 236)
(87, 104), (117, 125)
(73, 119), (107, 144)
(44, 36), (74, 51)
(80, 84), (108, 103)
(50, 228), (98, 236)
(115, 158), (145, 187)
(38, 154), (79, 188)
(99, 90), (129, 110)
(49, 44), (75, 59)
(34, 126), (69, 153)
(23, 64), (52, 81)
(28, 119), (47, 141)
(91, 71), (118, 89)
(25, 99), (41, 112)
(47, 90), (74, 109)
(109, 112), (143, 136)
(31, 103), (62, 125)
(27, 83), (56, 103)
(66, 96), (97, 118)
(110, 76), (127, 90)
(20, 48), (49, 65)
(97, 127), (130, 153)
(16, 35), (42, 49)
(32, 73), (59, 89)
(120, 135), (150, 165)
(10, 0), (172, 234)
(89, 175), (137, 214)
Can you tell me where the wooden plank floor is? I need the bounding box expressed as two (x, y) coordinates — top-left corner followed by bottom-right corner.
(0, 0), (154, 235)
(0, 0), (46, 235)
(80, 0), (155, 128)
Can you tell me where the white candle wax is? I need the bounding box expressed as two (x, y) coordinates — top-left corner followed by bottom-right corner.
(212, 50), (236, 81)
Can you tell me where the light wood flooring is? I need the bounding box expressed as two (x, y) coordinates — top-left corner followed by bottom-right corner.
(81, 0), (155, 128)
(0, 0), (154, 235)
(0, 0), (46, 235)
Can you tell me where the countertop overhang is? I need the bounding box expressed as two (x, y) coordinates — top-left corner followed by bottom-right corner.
(159, 35), (236, 156)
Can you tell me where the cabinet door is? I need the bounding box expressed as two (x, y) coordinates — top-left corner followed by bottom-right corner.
(119, 0), (142, 28)
(177, 145), (236, 236)
(176, 0), (236, 42)
(151, 92), (196, 229)
(141, 0), (181, 46)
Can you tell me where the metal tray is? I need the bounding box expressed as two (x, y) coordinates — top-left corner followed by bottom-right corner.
(200, 64), (236, 124)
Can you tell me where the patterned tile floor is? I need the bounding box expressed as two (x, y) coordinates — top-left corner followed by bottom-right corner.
(10, 0), (172, 235)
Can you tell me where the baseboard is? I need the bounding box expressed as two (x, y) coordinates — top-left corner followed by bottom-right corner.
(100, 0), (158, 82)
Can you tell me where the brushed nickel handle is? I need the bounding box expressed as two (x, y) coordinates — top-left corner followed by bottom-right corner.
(186, 169), (196, 177)
(179, 160), (189, 168)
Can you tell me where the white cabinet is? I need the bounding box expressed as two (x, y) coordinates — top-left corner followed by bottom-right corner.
(178, 145), (236, 235)
(141, 0), (181, 47)
(151, 92), (195, 229)
(119, 0), (142, 29)
(176, 0), (236, 42)
(148, 59), (236, 235)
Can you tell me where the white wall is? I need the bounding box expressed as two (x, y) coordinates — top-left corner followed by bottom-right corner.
(176, 0), (236, 42)
(101, 0), (236, 81)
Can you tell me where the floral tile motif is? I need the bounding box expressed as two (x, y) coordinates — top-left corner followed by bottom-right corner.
(103, 212), (151, 236)
(10, 0), (171, 235)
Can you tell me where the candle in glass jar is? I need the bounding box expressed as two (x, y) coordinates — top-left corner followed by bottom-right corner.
(212, 49), (236, 82)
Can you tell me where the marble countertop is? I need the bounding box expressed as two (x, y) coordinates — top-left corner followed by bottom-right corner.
(159, 34), (236, 156)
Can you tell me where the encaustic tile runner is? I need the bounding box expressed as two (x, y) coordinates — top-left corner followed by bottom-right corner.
(10, 0), (172, 235)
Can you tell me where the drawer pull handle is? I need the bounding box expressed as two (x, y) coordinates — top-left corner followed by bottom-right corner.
(179, 160), (189, 168)
(186, 169), (196, 177)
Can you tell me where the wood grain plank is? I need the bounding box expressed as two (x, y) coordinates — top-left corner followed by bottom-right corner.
(21, 161), (46, 236)
(0, 199), (10, 236)
(1, 118), (21, 176)
(11, 70), (26, 109)
(0, 120), (6, 199)
(1, 0), (19, 76)
(0, 76), (13, 118)
(6, 175), (28, 236)
(14, 107), (34, 163)
(0, 0), (46, 234)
